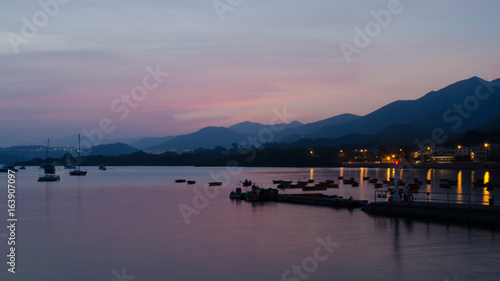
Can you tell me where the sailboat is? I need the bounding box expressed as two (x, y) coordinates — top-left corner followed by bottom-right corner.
(69, 134), (87, 176)
(38, 139), (61, 182)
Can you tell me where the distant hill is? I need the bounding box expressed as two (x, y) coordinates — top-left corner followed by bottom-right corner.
(131, 136), (175, 149)
(310, 77), (500, 139)
(228, 121), (303, 135)
(84, 143), (141, 156)
(276, 113), (361, 142)
(20, 134), (145, 147)
(373, 124), (430, 143)
(149, 127), (248, 151)
(476, 116), (500, 133)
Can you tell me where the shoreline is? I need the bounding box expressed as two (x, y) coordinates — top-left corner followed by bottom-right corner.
(341, 162), (500, 169)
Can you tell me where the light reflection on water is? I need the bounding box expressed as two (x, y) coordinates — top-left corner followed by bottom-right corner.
(0, 166), (499, 281)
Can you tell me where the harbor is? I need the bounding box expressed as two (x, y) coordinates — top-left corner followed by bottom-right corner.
(229, 167), (500, 227)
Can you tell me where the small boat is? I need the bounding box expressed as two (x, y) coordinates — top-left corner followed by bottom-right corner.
(447, 180), (458, 185)
(307, 179), (314, 183)
(0, 165), (18, 172)
(351, 181), (359, 187)
(439, 178), (449, 182)
(439, 183), (451, 188)
(208, 182), (223, 186)
(19, 166), (26, 170)
(277, 182), (290, 189)
(374, 183), (383, 188)
(343, 179), (353, 184)
(69, 134), (87, 176)
(38, 139), (60, 182)
(99, 164), (107, 171)
(363, 176), (370, 180)
(315, 182), (338, 188)
(64, 163), (76, 169)
(425, 179), (431, 184)
(187, 180), (196, 185)
(368, 178), (378, 183)
(229, 187), (245, 199)
(245, 193), (260, 201)
(69, 170), (87, 176)
(175, 179), (186, 183)
(296, 180), (308, 186)
(242, 179), (252, 186)
(338, 176), (344, 180)
(38, 174), (61, 182)
(302, 186), (327, 191)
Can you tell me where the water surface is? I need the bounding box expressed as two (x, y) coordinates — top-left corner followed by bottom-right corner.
(0, 166), (499, 281)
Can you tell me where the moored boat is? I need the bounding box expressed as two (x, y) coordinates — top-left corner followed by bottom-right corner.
(230, 187), (245, 199)
(187, 180), (196, 185)
(208, 182), (223, 186)
(175, 179), (186, 183)
(0, 165), (18, 172)
(69, 134), (87, 176)
(38, 174), (61, 182)
(38, 139), (60, 182)
(302, 186), (327, 191)
(242, 179), (252, 186)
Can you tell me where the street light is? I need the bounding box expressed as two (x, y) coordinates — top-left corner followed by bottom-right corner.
(484, 143), (490, 161)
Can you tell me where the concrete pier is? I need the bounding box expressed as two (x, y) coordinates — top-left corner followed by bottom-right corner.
(362, 201), (500, 225)
(264, 193), (368, 209)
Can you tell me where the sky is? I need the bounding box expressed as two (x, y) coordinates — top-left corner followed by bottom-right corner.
(1, 0), (500, 147)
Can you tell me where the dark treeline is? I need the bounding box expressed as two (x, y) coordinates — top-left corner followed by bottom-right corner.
(15, 129), (500, 167)
(17, 146), (343, 167)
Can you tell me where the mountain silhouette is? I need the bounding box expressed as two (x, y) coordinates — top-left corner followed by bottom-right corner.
(309, 77), (500, 139)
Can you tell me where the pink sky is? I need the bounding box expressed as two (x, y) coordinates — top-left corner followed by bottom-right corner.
(1, 0), (500, 146)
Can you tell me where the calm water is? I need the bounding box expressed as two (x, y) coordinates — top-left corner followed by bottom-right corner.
(1, 166), (500, 281)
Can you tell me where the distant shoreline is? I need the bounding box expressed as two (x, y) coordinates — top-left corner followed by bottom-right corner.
(13, 162), (500, 169)
(341, 162), (500, 169)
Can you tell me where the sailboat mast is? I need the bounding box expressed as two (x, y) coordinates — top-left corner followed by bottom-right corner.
(46, 138), (50, 164)
(78, 134), (81, 170)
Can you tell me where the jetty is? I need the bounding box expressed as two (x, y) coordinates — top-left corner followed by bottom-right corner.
(362, 201), (500, 225)
(266, 193), (368, 209)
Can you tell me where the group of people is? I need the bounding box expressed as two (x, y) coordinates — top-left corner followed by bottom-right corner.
(389, 186), (413, 202)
